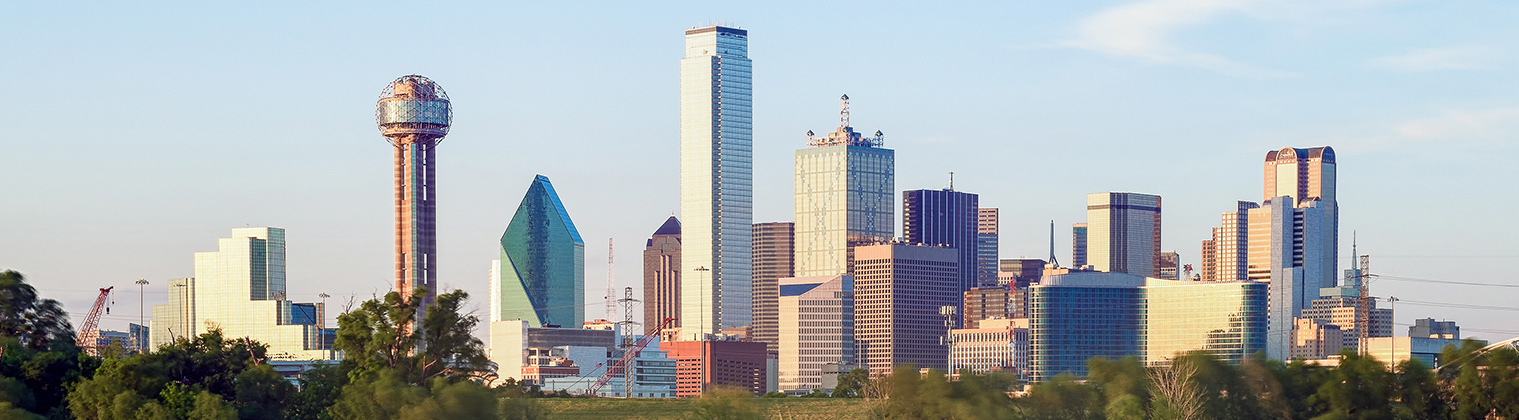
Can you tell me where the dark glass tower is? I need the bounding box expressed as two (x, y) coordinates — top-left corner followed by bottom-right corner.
(492, 175), (585, 328)
(903, 189), (981, 293)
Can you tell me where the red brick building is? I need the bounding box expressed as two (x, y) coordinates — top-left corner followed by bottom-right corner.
(660, 340), (767, 397)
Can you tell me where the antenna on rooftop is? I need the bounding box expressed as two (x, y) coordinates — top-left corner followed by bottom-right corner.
(1048, 221), (1061, 268)
(840, 94), (850, 128)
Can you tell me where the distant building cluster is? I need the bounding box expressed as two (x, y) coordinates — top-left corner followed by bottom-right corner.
(117, 24), (1485, 399)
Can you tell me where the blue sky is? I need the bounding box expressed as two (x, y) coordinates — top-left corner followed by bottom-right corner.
(4, 1), (1517, 340)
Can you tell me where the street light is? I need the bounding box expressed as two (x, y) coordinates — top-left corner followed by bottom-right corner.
(134, 278), (149, 353)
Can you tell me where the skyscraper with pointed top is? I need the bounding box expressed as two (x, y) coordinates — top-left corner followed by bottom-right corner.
(680, 25), (753, 337)
(491, 175), (585, 328)
(794, 95), (895, 278)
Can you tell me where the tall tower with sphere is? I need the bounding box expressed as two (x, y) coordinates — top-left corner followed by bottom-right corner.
(376, 75), (452, 320)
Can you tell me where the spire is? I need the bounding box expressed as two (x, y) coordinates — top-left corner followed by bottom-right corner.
(840, 94), (851, 128)
(1352, 231), (1358, 270)
(1048, 220), (1060, 267)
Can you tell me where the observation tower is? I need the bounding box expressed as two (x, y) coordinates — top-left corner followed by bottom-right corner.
(376, 75), (452, 318)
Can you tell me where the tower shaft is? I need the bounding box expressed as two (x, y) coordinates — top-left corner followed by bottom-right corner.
(395, 135), (439, 315)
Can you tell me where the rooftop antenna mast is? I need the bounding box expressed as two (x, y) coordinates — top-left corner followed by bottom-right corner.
(948, 172), (954, 191)
(840, 94), (850, 128)
(606, 238), (616, 320)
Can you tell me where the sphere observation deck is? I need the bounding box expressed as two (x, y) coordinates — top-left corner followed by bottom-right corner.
(376, 75), (452, 142)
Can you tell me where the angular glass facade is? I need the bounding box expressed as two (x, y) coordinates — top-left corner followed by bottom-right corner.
(903, 189), (981, 293)
(493, 175), (586, 328)
(680, 26), (753, 336)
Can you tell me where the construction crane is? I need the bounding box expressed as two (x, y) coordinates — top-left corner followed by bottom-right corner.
(77, 286), (115, 356)
(587, 317), (675, 397)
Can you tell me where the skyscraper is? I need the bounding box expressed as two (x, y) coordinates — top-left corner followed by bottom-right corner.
(794, 95), (894, 278)
(680, 25), (753, 337)
(643, 217), (681, 334)
(776, 274), (853, 393)
(903, 189), (980, 292)
(1085, 192), (1162, 277)
(492, 175), (586, 328)
(751, 222), (795, 354)
(1261, 147), (1338, 291)
(977, 208), (1000, 286)
(149, 228), (330, 359)
(853, 243), (959, 374)
(1200, 201), (1258, 282)
(1248, 196), (1333, 358)
(376, 75), (451, 317)
(1071, 223), (1088, 268)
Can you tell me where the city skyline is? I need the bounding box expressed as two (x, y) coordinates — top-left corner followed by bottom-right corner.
(5, 2), (1518, 343)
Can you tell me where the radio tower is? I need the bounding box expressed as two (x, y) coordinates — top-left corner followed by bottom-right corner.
(376, 75), (452, 323)
(606, 238), (617, 320)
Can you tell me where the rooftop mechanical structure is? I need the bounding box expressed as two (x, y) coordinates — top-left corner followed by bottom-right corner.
(377, 75), (452, 322)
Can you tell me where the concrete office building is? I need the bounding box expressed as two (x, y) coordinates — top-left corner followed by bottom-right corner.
(998, 258), (1046, 288)
(1409, 318), (1459, 339)
(680, 25), (754, 337)
(950, 318), (1028, 379)
(489, 320), (677, 398)
(777, 275), (853, 393)
(1158, 251), (1180, 280)
(977, 208), (1000, 286)
(751, 222), (795, 354)
(1249, 196), (1334, 359)
(794, 95), (895, 279)
(1201, 201), (1258, 282)
(148, 228), (331, 360)
(1027, 269), (1267, 381)
(1263, 147), (1338, 286)
(643, 217), (682, 334)
(491, 175), (586, 328)
(853, 243), (959, 374)
(963, 286), (1012, 328)
(661, 339), (768, 397)
(1085, 193), (1162, 277)
(1071, 223), (1088, 268)
(1301, 296), (1392, 351)
(904, 189), (981, 293)
(1364, 336), (1472, 369)
(1291, 318), (1345, 360)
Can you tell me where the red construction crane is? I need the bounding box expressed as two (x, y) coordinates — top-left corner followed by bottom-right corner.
(587, 317), (675, 396)
(76, 286), (114, 356)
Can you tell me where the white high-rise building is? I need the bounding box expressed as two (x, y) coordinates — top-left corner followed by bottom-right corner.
(680, 25), (753, 337)
(149, 228), (329, 360)
(794, 95), (894, 278)
(777, 275), (853, 393)
(1085, 192), (1162, 277)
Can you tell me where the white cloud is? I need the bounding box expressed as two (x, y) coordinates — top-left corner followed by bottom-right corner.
(1368, 45), (1500, 72)
(1334, 107), (1519, 150)
(1064, 0), (1301, 78)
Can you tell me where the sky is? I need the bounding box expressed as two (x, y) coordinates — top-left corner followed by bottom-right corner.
(3, 0), (1518, 342)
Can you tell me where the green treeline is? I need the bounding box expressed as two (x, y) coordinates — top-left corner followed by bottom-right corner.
(3, 269), (1518, 419)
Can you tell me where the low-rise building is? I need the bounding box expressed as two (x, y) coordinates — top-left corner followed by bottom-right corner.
(950, 318), (1028, 379)
(661, 339), (767, 397)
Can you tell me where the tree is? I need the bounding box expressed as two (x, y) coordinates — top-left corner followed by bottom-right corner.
(1312, 350), (1393, 420)
(233, 364), (294, 420)
(66, 329), (265, 420)
(1148, 360), (1205, 420)
(830, 368), (869, 398)
(1392, 358), (1446, 420)
(0, 271), (74, 351)
(335, 287), (490, 385)
(287, 362), (352, 420)
(686, 386), (761, 420)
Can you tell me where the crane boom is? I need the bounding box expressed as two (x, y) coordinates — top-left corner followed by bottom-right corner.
(77, 286), (114, 355)
(587, 317), (675, 396)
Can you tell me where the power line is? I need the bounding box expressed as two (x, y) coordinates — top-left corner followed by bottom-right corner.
(1396, 299), (1519, 312)
(1377, 275), (1519, 289)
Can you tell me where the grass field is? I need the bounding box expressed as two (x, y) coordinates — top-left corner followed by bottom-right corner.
(536, 397), (874, 420)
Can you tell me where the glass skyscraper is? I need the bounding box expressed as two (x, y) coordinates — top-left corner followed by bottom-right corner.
(680, 25), (753, 336)
(903, 188), (981, 293)
(1086, 192), (1162, 277)
(492, 175), (586, 328)
(794, 95), (894, 278)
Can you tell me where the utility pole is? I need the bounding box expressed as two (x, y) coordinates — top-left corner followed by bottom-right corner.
(135, 278), (149, 353)
(1388, 295), (1398, 367)
(1357, 254), (1372, 355)
(618, 286), (640, 398)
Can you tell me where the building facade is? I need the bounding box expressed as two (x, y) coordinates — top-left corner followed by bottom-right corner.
(998, 258), (1046, 289)
(492, 175), (586, 328)
(1290, 318), (1345, 360)
(1248, 196), (1334, 358)
(1071, 223), (1088, 268)
(1028, 270), (1268, 381)
(777, 275), (853, 393)
(950, 318), (1028, 379)
(1158, 251), (1180, 280)
(680, 25), (754, 337)
(643, 217), (682, 334)
(903, 189), (981, 293)
(853, 243), (959, 374)
(751, 222), (795, 354)
(977, 208), (1000, 286)
(1085, 193), (1162, 277)
(661, 339), (769, 397)
(1201, 201), (1258, 282)
(1409, 318), (1459, 339)
(794, 96), (894, 279)
(963, 286), (1012, 328)
(1263, 146), (1338, 285)
(149, 228), (330, 360)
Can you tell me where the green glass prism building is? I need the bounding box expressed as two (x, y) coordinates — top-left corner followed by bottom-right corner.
(491, 175), (585, 328)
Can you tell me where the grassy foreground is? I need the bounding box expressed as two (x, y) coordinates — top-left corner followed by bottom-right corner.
(537, 397), (874, 420)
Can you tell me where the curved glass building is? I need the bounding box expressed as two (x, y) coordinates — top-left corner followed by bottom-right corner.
(491, 175), (585, 328)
